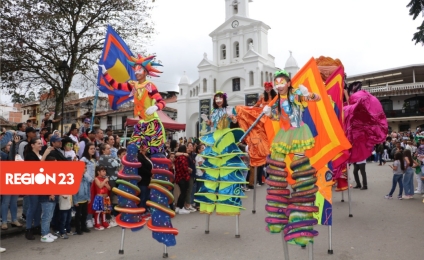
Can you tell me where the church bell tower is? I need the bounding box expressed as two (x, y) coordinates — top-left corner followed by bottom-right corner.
(225, 0), (252, 20)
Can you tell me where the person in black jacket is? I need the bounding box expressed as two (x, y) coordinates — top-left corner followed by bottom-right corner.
(137, 145), (152, 212)
(23, 138), (54, 240)
(48, 135), (67, 161)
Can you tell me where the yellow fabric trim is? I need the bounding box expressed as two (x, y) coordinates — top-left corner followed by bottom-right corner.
(271, 137), (315, 154)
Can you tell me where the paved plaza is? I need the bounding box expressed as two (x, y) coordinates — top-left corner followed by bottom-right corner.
(1, 162), (423, 260)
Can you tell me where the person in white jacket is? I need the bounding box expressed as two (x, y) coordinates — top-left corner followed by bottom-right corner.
(58, 195), (73, 239)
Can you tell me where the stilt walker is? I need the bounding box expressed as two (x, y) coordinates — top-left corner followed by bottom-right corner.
(259, 59), (351, 259)
(97, 25), (177, 256)
(195, 91), (248, 237)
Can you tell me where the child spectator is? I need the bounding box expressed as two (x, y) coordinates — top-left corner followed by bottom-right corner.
(58, 195), (73, 239)
(62, 137), (77, 161)
(74, 143), (96, 234)
(97, 143), (120, 227)
(91, 165), (111, 230)
(175, 145), (191, 214)
(385, 152), (405, 200)
(117, 148), (127, 171)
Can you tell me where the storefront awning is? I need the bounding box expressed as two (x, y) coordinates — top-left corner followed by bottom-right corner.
(126, 111), (186, 131)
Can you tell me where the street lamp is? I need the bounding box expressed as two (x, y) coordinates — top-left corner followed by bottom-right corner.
(57, 60), (70, 135)
(85, 100), (93, 113)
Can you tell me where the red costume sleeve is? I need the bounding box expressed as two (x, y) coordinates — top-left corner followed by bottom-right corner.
(104, 72), (135, 92)
(147, 83), (166, 110)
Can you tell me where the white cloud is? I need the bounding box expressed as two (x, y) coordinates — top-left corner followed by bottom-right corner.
(148, 0), (424, 90)
(2, 0), (423, 105)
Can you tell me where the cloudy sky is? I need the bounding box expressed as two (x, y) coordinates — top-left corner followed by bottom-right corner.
(1, 0), (423, 104)
(147, 0), (424, 92)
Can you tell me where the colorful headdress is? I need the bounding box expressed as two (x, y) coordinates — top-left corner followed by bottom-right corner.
(214, 91), (227, 98)
(264, 82), (273, 88)
(274, 70), (290, 78)
(127, 54), (162, 77)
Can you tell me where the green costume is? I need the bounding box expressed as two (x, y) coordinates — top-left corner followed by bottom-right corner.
(195, 107), (248, 216)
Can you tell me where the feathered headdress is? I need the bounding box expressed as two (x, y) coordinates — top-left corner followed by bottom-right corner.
(127, 54), (162, 77)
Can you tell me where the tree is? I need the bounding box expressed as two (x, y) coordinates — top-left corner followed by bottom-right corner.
(10, 91), (36, 104)
(407, 0), (424, 45)
(1, 0), (155, 131)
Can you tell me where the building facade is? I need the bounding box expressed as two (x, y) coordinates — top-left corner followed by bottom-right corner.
(168, 0), (299, 138)
(347, 64), (424, 132)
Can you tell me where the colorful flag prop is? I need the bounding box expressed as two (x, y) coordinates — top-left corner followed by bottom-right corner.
(324, 67), (350, 190)
(97, 25), (135, 109)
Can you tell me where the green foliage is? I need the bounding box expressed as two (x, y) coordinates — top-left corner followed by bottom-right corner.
(10, 91), (36, 104)
(407, 0), (424, 45)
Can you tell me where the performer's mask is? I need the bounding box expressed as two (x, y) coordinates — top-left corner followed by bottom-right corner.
(274, 77), (288, 92)
(134, 65), (146, 75)
(215, 97), (223, 105)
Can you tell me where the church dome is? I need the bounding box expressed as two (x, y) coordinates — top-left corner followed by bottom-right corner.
(179, 71), (191, 85)
(284, 51), (299, 69)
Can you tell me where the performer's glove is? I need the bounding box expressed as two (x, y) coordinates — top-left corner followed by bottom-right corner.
(201, 114), (210, 123)
(99, 64), (107, 75)
(263, 105), (271, 116)
(145, 105), (158, 115)
(226, 107), (234, 117)
(298, 84), (309, 96)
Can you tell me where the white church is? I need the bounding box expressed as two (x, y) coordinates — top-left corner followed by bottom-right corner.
(168, 0), (299, 138)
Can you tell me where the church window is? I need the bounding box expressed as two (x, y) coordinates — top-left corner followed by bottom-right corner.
(249, 71), (254, 86)
(190, 90), (192, 97)
(234, 42), (240, 58)
(265, 72), (269, 82)
(261, 71), (264, 85)
(203, 79), (207, 93)
(221, 45), (226, 60)
(181, 89), (183, 95)
(232, 78), (241, 92)
(247, 39), (253, 50)
(196, 86), (199, 96)
(213, 79), (217, 93)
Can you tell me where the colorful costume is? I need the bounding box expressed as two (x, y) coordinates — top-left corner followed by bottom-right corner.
(237, 60), (350, 251)
(195, 92), (248, 216)
(91, 177), (112, 229)
(344, 90), (388, 163)
(103, 54), (166, 154)
(265, 70), (321, 246)
(97, 27), (177, 252)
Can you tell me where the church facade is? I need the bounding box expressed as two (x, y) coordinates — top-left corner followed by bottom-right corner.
(169, 0), (299, 138)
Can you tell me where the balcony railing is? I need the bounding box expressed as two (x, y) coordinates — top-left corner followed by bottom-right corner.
(384, 108), (424, 118)
(367, 82), (424, 94)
